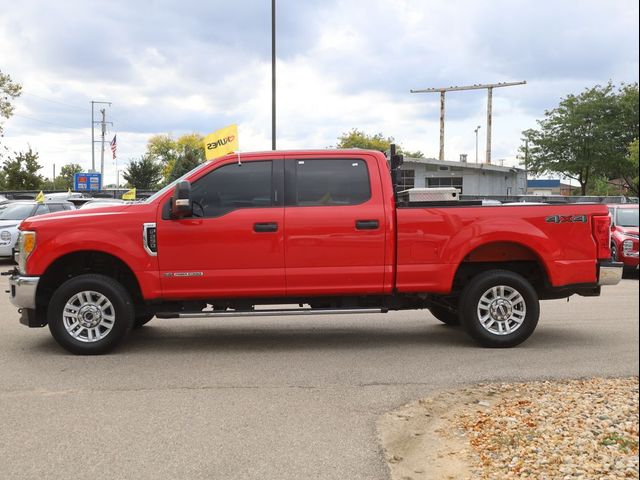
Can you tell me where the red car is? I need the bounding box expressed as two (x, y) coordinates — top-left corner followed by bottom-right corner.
(608, 204), (639, 271)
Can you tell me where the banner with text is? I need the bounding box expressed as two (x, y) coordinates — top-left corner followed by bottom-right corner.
(203, 124), (239, 160)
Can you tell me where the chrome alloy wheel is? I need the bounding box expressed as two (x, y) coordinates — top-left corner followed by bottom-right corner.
(476, 285), (526, 336)
(62, 291), (116, 343)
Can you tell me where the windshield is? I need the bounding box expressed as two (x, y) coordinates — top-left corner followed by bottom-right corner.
(0, 203), (35, 221)
(144, 161), (212, 204)
(617, 208), (639, 227)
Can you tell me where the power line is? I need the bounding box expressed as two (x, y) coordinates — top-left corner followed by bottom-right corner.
(12, 113), (78, 129)
(21, 91), (86, 111)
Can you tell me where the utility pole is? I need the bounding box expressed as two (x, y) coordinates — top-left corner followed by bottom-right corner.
(474, 125), (481, 163)
(410, 81), (526, 163)
(100, 108), (106, 179)
(91, 100), (111, 173)
(53, 164), (56, 187)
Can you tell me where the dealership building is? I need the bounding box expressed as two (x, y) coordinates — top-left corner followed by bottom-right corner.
(398, 155), (527, 196)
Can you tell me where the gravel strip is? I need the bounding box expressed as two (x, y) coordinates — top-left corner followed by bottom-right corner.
(456, 377), (639, 480)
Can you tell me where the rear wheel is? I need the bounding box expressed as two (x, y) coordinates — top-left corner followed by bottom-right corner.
(48, 274), (134, 355)
(459, 270), (539, 348)
(429, 305), (460, 325)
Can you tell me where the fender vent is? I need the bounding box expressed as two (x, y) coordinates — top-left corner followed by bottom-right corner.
(143, 223), (157, 256)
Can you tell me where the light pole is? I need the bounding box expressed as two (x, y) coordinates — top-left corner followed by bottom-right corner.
(271, 0), (276, 150)
(474, 125), (481, 163)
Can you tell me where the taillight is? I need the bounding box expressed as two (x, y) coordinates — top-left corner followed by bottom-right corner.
(592, 215), (611, 260)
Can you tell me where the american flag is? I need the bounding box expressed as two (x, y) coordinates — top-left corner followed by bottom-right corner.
(110, 135), (117, 159)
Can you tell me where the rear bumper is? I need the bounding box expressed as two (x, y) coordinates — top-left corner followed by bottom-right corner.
(597, 261), (623, 286)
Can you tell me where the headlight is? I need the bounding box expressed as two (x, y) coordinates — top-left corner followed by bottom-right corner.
(622, 239), (634, 254)
(15, 230), (36, 274)
(0, 230), (10, 241)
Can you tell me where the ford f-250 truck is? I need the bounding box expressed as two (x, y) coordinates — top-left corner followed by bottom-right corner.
(6, 148), (622, 354)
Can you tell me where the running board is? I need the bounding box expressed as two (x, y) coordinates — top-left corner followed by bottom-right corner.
(156, 308), (385, 319)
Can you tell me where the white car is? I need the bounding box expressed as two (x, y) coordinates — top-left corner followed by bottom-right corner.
(0, 201), (75, 258)
(78, 198), (128, 209)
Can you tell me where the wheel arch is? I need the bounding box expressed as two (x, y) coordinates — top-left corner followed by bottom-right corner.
(36, 250), (144, 322)
(451, 241), (551, 295)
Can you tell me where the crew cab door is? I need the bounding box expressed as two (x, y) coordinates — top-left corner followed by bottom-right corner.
(157, 158), (285, 299)
(283, 154), (387, 295)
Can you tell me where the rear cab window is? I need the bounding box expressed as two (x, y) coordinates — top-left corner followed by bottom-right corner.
(286, 159), (371, 206)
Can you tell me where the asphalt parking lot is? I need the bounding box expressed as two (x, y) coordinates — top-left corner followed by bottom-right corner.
(0, 263), (637, 480)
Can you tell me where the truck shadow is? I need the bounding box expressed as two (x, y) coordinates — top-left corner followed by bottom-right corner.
(29, 322), (477, 355)
(123, 323), (477, 353)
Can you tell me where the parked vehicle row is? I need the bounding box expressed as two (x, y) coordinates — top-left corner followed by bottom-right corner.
(0, 201), (76, 258)
(0, 198), (133, 259)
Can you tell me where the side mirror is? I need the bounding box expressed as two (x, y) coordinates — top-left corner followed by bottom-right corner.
(170, 181), (193, 219)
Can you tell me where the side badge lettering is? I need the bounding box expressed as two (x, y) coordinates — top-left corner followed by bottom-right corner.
(545, 214), (588, 224)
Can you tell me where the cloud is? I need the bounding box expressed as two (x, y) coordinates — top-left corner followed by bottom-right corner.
(1, 0), (638, 185)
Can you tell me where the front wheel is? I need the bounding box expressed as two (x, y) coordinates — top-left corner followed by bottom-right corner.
(611, 243), (619, 262)
(459, 270), (539, 348)
(48, 274), (135, 355)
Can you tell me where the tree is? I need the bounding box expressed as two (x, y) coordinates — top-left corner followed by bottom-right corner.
(166, 146), (204, 183)
(57, 163), (83, 189)
(0, 70), (22, 139)
(336, 129), (424, 157)
(145, 133), (205, 183)
(122, 155), (163, 189)
(621, 139), (639, 196)
(521, 83), (639, 195)
(2, 148), (43, 190)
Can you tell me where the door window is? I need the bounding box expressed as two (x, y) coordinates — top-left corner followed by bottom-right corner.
(289, 159), (371, 206)
(190, 161), (273, 218)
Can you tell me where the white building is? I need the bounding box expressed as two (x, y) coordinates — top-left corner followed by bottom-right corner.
(399, 157), (527, 196)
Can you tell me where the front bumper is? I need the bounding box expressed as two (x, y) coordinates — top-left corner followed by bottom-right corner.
(620, 252), (639, 268)
(597, 261), (623, 286)
(9, 275), (40, 309)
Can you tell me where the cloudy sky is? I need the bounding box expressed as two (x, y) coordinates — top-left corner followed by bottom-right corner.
(1, 0), (638, 185)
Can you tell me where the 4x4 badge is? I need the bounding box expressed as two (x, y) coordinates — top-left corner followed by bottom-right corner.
(545, 215), (588, 224)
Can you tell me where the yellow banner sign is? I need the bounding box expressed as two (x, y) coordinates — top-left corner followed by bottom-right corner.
(203, 124), (239, 160)
(122, 188), (136, 200)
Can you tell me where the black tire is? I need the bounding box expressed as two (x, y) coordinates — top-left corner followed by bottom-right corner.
(459, 270), (539, 348)
(133, 314), (154, 329)
(429, 305), (460, 325)
(47, 274), (134, 355)
(611, 243), (619, 262)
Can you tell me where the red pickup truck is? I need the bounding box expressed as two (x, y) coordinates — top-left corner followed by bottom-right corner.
(7, 149), (622, 354)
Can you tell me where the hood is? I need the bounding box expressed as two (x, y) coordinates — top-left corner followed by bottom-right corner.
(19, 202), (155, 230)
(615, 226), (639, 237)
(0, 222), (19, 229)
